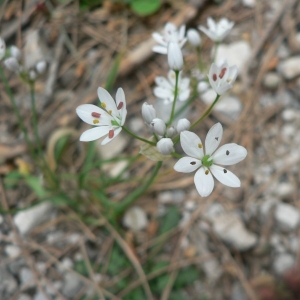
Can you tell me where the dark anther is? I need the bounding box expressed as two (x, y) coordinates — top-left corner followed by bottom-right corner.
(215, 137), (219, 141)
(190, 161), (196, 165)
(223, 169), (227, 173)
(226, 150), (230, 155)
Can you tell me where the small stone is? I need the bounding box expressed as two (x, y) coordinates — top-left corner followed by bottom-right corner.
(34, 292), (48, 300)
(201, 88), (217, 105)
(270, 234), (286, 253)
(282, 109), (297, 121)
(259, 197), (278, 220)
(0, 214), (3, 224)
(58, 257), (74, 272)
(242, 0), (255, 7)
(275, 203), (300, 231)
(97, 132), (129, 160)
(216, 41), (251, 71)
(184, 201), (196, 211)
(231, 282), (247, 300)
(274, 182), (294, 199)
(5, 245), (21, 258)
(0, 267), (18, 298)
(20, 267), (34, 286)
(211, 213), (257, 251)
(14, 202), (54, 235)
(277, 44), (290, 59)
(263, 72), (282, 89)
(281, 124), (296, 139)
(278, 56), (300, 80)
(62, 272), (84, 298)
(67, 233), (81, 244)
(123, 206), (148, 231)
(273, 253), (295, 275)
(16, 294), (31, 300)
(205, 203), (224, 220)
(215, 95), (242, 120)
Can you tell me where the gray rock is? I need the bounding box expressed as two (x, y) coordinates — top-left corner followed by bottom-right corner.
(62, 272), (84, 298)
(14, 202), (54, 235)
(274, 182), (294, 199)
(278, 56), (300, 80)
(16, 294), (31, 300)
(216, 41), (251, 71)
(273, 253), (295, 275)
(33, 291), (48, 300)
(0, 267), (18, 298)
(263, 72), (282, 89)
(282, 108), (298, 122)
(270, 234), (286, 253)
(5, 244), (21, 258)
(211, 213), (257, 251)
(259, 197), (278, 221)
(275, 203), (300, 231)
(215, 95), (242, 120)
(277, 44), (290, 59)
(123, 206), (148, 231)
(231, 282), (247, 300)
(20, 267), (34, 286)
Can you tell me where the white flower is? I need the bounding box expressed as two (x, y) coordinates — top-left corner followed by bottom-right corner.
(154, 70), (190, 103)
(174, 123), (247, 197)
(36, 60), (47, 74)
(157, 138), (174, 155)
(176, 118), (190, 133)
(199, 17), (234, 42)
(150, 118), (166, 136)
(166, 126), (176, 138)
(167, 42), (183, 71)
(187, 29), (201, 47)
(208, 60), (238, 95)
(10, 46), (21, 61)
(152, 22), (187, 55)
(29, 70), (37, 80)
(142, 102), (156, 124)
(76, 87), (127, 145)
(4, 57), (22, 73)
(0, 37), (6, 60)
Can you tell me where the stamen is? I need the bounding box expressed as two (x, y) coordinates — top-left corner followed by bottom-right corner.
(205, 170), (209, 175)
(108, 130), (114, 139)
(226, 150), (230, 155)
(198, 143), (203, 148)
(91, 112), (101, 118)
(93, 120), (100, 124)
(213, 74), (217, 81)
(190, 161), (196, 165)
(223, 169), (227, 173)
(117, 102), (123, 110)
(101, 102), (106, 109)
(215, 137), (219, 141)
(108, 110), (112, 115)
(219, 68), (227, 79)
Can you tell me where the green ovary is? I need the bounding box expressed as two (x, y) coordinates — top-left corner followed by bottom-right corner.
(201, 155), (213, 167)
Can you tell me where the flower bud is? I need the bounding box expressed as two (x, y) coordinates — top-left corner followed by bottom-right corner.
(4, 57), (21, 72)
(10, 46), (21, 61)
(166, 126), (176, 138)
(156, 138), (174, 155)
(29, 70), (37, 80)
(151, 118), (166, 136)
(197, 81), (209, 93)
(187, 29), (201, 47)
(142, 102), (156, 124)
(167, 42), (183, 71)
(176, 118), (190, 133)
(0, 37), (6, 60)
(36, 60), (47, 74)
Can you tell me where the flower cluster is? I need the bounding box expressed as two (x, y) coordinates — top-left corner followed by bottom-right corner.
(75, 17), (246, 198)
(0, 37), (46, 83)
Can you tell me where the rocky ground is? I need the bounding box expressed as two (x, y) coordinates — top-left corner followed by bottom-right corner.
(1, 0), (300, 299)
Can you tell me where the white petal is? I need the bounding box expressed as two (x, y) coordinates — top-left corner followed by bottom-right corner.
(97, 87), (117, 115)
(178, 25), (186, 41)
(152, 32), (167, 46)
(101, 127), (122, 145)
(198, 26), (217, 41)
(174, 157), (201, 173)
(178, 89), (190, 101)
(116, 88), (126, 112)
(165, 22), (177, 33)
(205, 123), (223, 155)
(121, 109), (127, 126)
(155, 76), (172, 89)
(76, 104), (111, 125)
(154, 87), (173, 99)
(152, 45), (167, 54)
(180, 78), (190, 90)
(180, 131), (204, 159)
(209, 165), (240, 187)
(194, 167), (214, 197)
(212, 143), (247, 165)
(80, 126), (109, 142)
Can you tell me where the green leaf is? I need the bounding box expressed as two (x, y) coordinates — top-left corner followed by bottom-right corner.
(159, 206), (181, 234)
(4, 171), (22, 188)
(124, 287), (145, 300)
(74, 260), (89, 276)
(130, 0), (161, 16)
(174, 266), (199, 288)
(107, 244), (131, 275)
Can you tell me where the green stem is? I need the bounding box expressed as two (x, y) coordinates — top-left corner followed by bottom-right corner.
(122, 126), (156, 146)
(0, 65), (34, 155)
(114, 161), (162, 215)
(167, 70), (180, 126)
